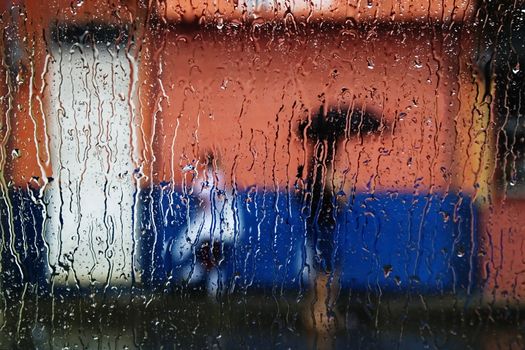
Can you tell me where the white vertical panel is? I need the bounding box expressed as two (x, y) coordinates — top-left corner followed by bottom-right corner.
(45, 36), (137, 288)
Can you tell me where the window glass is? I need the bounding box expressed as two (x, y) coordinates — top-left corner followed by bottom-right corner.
(0, 1), (523, 348)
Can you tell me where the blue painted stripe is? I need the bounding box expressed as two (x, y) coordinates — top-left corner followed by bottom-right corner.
(1, 188), (477, 295)
(143, 188), (478, 294)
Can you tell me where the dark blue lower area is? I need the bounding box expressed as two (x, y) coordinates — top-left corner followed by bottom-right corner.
(139, 189), (312, 292)
(142, 188), (478, 295)
(1, 188), (478, 295)
(336, 193), (477, 293)
(0, 188), (47, 294)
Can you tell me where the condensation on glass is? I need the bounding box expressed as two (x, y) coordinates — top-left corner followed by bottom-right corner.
(0, 0), (523, 348)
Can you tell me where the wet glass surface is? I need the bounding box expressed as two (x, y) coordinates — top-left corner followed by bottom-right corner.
(0, 0), (524, 348)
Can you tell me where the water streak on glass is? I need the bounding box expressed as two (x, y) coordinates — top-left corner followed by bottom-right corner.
(0, 0), (523, 348)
